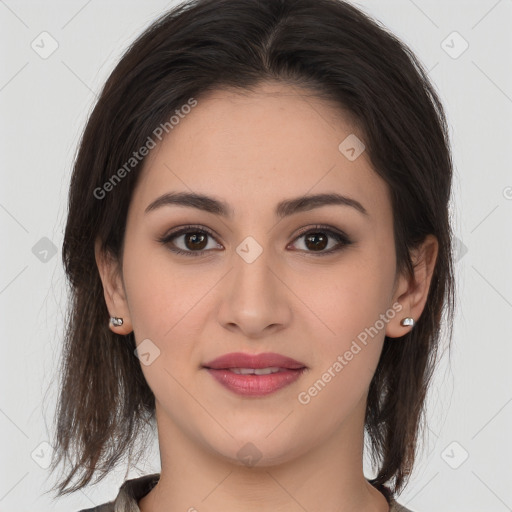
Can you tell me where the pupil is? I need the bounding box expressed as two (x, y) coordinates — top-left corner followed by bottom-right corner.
(305, 232), (327, 251)
(186, 233), (207, 250)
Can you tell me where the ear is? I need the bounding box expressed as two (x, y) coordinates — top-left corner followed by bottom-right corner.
(386, 234), (438, 338)
(94, 237), (133, 335)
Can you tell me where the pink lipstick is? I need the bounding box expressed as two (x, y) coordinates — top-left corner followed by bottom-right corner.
(203, 352), (307, 397)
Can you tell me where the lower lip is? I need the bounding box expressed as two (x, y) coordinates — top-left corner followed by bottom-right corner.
(205, 368), (306, 396)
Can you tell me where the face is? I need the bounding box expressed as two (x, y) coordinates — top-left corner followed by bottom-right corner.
(99, 81), (417, 467)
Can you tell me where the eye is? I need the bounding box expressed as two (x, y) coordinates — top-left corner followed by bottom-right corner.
(157, 225), (222, 257)
(288, 224), (353, 256)
(158, 224), (353, 257)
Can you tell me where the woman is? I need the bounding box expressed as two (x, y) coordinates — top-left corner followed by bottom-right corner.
(48, 0), (455, 510)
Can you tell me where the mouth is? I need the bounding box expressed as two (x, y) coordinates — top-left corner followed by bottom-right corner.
(226, 367), (285, 375)
(203, 352), (307, 397)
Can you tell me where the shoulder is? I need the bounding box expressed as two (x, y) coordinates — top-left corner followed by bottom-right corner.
(389, 500), (415, 512)
(368, 480), (414, 512)
(74, 473), (160, 512)
(76, 503), (114, 512)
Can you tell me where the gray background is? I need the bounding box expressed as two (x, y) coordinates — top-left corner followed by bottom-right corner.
(1, 0), (511, 511)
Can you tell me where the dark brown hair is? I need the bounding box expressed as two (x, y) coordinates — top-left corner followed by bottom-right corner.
(47, 0), (455, 499)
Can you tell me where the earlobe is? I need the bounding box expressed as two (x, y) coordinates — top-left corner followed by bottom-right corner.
(386, 234), (438, 338)
(94, 237), (134, 335)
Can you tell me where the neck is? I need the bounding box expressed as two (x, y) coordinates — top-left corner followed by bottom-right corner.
(138, 398), (390, 512)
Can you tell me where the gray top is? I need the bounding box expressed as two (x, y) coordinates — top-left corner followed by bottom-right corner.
(77, 473), (414, 512)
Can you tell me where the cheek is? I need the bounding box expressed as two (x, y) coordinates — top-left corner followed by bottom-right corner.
(121, 244), (206, 399)
(121, 241), (224, 392)
(298, 255), (394, 340)
(294, 269), (390, 428)
(122, 240), (206, 340)
(295, 250), (396, 390)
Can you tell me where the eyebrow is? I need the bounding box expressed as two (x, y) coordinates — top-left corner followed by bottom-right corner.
(144, 191), (368, 218)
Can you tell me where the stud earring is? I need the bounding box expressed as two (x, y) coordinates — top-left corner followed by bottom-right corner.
(110, 316), (124, 327)
(400, 317), (415, 327)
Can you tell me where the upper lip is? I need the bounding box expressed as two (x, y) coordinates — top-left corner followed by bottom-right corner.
(203, 352), (306, 370)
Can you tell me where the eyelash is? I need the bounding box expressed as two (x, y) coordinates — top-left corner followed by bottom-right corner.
(157, 224), (353, 258)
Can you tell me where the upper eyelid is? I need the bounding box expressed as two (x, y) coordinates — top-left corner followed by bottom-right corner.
(163, 225), (220, 242)
(160, 224), (350, 247)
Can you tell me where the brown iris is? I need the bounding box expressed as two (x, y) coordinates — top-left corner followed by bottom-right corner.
(184, 232), (208, 250)
(304, 232), (328, 251)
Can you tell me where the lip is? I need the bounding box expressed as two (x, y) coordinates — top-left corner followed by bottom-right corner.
(203, 352), (307, 397)
(203, 352), (306, 370)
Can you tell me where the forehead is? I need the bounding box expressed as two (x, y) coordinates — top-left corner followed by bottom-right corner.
(130, 81), (391, 221)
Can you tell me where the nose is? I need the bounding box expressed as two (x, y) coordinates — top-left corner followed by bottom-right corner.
(216, 241), (292, 339)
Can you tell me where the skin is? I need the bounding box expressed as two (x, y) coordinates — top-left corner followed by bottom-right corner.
(95, 81), (438, 512)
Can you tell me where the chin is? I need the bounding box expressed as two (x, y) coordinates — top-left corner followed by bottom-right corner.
(205, 432), (305, 470)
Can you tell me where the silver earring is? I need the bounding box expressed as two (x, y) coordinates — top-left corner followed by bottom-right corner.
(110, 316), (123, 327)
(400, 317), (415, 327)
